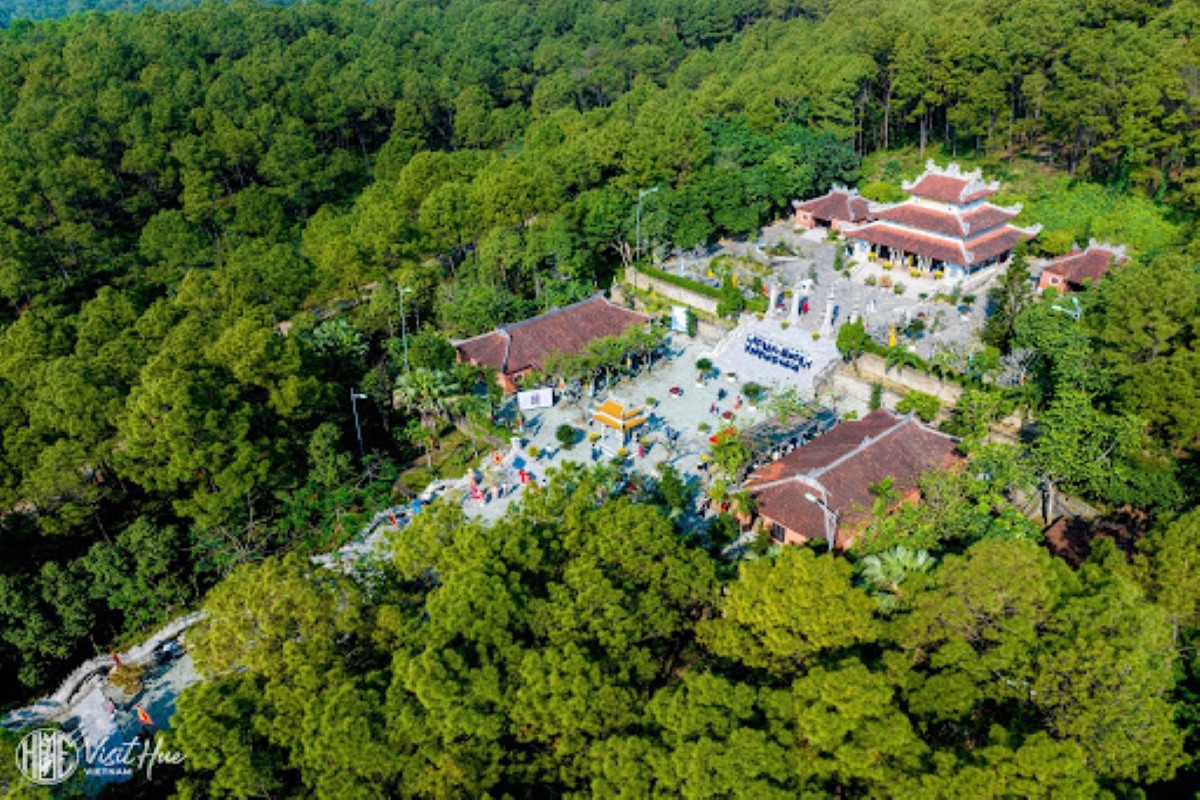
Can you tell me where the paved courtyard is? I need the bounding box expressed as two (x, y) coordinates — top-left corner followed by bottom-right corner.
(457, 335), (784, 522)
(739, 220), (992, 359)
(709, 315), (841, 396)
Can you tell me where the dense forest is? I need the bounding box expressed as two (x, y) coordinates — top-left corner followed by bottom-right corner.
(0, 0), (1197, 794)
(0, 0), (284, 27)
(149, 468), (1200, 797)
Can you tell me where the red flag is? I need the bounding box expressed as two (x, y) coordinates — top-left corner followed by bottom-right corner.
(136, 705), (154, 726)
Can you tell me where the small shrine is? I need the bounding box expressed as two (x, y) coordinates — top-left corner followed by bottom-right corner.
(591, 399), (648, 443)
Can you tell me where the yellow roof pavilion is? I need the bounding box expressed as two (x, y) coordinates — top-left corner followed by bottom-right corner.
(591, 399), (648, 433)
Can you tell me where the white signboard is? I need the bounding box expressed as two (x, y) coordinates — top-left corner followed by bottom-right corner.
(518, 387), (554, 410)
(670, 305), (690, 333)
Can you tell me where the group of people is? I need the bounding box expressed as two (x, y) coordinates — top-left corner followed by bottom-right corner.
(744, 335), (813, 372)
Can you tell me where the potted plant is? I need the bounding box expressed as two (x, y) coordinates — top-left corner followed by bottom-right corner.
(555, 424), (578, 451)
(695, 358), (712, 386)
(587, 431), (600, 443)
(743, 382), (765, 409)
(864, 275), (877, 287)
(527, 444), (541, 459)
(811, 331), (821, 341)
(893, 282), (906, 295)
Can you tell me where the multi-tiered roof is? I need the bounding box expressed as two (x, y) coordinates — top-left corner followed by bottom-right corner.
(841, 161), (1040, 272)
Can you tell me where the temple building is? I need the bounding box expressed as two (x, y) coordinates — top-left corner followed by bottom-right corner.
(453, 295), (649, 393)
(792, 185), (872, 231)
(838, 161), (1041, 281)
(1037, 242), (1128, 293)
(745, 409), (962, 550)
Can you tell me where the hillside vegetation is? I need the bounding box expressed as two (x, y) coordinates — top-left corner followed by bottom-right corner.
(0, 1), (1197, 794)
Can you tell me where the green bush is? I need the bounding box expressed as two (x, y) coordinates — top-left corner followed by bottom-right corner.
(634, 263), (723, 300)
(555, 424), (578, 450)
(860, 180), (907, 203)
(896, 390), (941, 423)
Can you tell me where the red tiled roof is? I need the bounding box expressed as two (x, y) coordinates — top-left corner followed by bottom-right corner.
(845, 221), (1035, 267)
(795, 189), (873, 224)
(965, 226), (1033, 265)
(454, 295), (649, 376)
(907, 173), (996, 204)
(845, 223), (968, 265)
(1041, 246), (1126, 289)
(873, 203), (1018, 238)
(747, 409), (961, 547)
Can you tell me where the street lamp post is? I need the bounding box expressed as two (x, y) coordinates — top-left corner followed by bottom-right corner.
(797, 475), (838, 551)
(350, 389), (368, 458)
(634, 186), (660, 290)
(1051, 295), (1082, 322)
(398, 286), (414, 372)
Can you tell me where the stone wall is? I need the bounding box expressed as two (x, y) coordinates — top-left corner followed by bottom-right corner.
(624, 266), (721, 316)
(845, 353), (963, 404)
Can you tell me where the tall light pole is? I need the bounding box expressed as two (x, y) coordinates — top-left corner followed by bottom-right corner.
(350, 389), (368, 458)
(633, 185), (662, 289)
(398, 286), (413, 372)
(797, 475), (838, 551)
(1051, 295), (1082, 322)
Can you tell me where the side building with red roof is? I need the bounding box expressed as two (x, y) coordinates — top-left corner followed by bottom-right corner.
(453, 295), (650, 393)
(1037, 242), (1128, 293)
(792, 185), (873, 232)
(839, 161), (1040, 281)
(744, 408), (962, 549)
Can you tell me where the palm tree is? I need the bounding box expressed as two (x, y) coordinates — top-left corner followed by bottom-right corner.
(394, 367), (462, 434)
(884, 346), (922, 376)
(858, 546), (935, 610)
(728, 490), (757, 526)
(928, 348), (963, 391)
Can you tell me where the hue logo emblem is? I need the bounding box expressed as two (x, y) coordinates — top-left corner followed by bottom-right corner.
(15, 728), (80, 786)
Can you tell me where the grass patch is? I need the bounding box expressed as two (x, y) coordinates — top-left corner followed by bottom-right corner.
(859, 147), (1185, 258)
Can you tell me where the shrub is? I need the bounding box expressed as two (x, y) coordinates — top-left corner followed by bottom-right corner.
(698, 422), (711, 433)
(811, 331), (821, 340)
(896, 390), (941, 423)
(879, 274), (893, 288)
(109, 662), (147, 695)
(527, 445), (541, 458)
(865, 275), (877, 287)
(843, 410), (859, 421)
(881, 261), (893, 270)
(555, 424), (578, 450)
(743, 382), (766, 404)
(780, 320), (790, 330)
(893, 282), (906, 295)
(933, 270), (945, 279)
(869, 381), (883, 411)
(860, 180), (907, 203)
(587, 431), (600, 443)
(910, 268), (921, 278)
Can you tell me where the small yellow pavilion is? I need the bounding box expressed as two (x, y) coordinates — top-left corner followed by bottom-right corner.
(591, 399), (648, 443)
